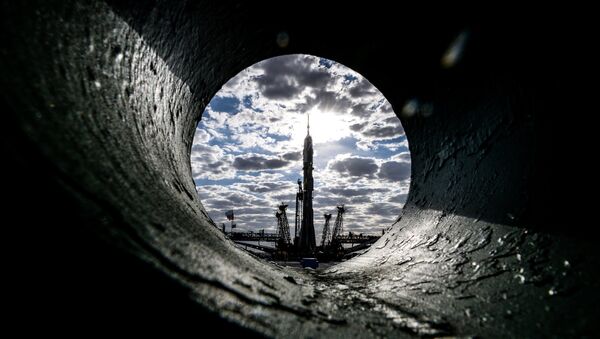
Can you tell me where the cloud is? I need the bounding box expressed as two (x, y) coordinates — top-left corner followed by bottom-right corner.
(281, 151), (302, 161)
(349, 79), (377, 98)
(233, 181), (296, 194)
(237, 172), (285, 182)
(202, 198), (233, 211)
(191, 54), (412, 233)
(380, 102), (394, 114)
(234, 182), (281, 193)
(361, 124), (404, 139)
(254, 55), (331, 100)
(378, 161), (411, 182)
(349, 103), (372, 117)
(328, 155), (379, 178)
(193, 127), (211, 143)
(391, 152), (411, 162)
(350, 195), (372, 204)
(295, 89), (354, 114)
(383, 116), (400, 124)
(233, 154), (291, 171)
(326, 187), (387, 197)
(225, 191), (261, 205)
(190, 144), (235, 180)
(388, 193), (408, 204)
(314, 196), (352, 208)
(232, 132), (275, 149)
(365, 202), (403, 216)
(269, 192), (297, 203)
(349, 122), (367, 132)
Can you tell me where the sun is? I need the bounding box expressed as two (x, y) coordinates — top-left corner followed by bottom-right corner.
(290, 108), (352, 145)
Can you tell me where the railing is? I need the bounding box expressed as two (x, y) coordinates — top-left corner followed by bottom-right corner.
(335, 234), (380, 244)
(228, 231), (380, 244)
(228, 232), (280, 242)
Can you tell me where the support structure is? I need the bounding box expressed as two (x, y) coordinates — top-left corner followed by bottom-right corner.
(294, 179), (302, 245)
(275, 203), (291, 247)
(331, 205), (346, 245)
(320, 213), (332, 247)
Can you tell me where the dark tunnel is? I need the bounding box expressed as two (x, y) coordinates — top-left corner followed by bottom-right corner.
(2, 1), (598, 337)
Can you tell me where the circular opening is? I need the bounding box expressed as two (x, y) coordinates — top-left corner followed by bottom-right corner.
(191, 54), (410, 260)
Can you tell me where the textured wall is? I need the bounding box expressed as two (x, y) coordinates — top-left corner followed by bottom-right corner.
(2, 1), (597, 337)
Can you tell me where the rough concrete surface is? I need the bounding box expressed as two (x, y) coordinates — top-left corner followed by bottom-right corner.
(1, 1), (598, 337)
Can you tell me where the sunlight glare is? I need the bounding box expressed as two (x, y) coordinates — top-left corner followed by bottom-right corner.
(290, 108), (352, 145)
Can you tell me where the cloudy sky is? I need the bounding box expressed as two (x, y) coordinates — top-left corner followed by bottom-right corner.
(191, 54), (410, 241)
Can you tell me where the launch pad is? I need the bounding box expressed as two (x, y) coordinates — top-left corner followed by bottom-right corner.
(226, 114), (381, 261)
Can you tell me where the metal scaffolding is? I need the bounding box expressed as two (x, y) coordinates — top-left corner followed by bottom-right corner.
(275, 203), (291, 246)
(331, 205), (346, 243)
(294, 179), (303, 242)
(320, 213), (332, 247)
